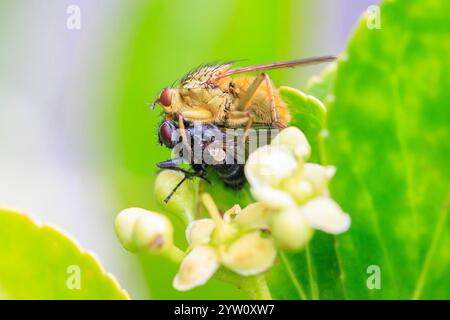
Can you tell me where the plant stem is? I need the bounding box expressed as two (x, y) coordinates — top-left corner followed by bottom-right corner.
(243, 275), (272, 300)
(214, 269), (272, 300)
(201, 193), (224, 228)
(214, 268), (244, 288)
(163, 245), (185, 264)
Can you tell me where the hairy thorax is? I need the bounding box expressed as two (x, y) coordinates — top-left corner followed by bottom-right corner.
(164, 74), (290, 128)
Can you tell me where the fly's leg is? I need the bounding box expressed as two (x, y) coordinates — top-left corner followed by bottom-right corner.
(180, 109), (214, 122)
(159, 165), (211, 204)
(162, 166), (211, 184)
(242, 112), (254, 142)
(261, 73), (284, 128)
(237, 73), (265, 112)
(157, 156), (211, 204)
(226, 111), (250, 126)
(177, 114), (188, 145)
(155, 161), (186, 204)
(241, 72), (282, 128)
(177, 114), (195, 163)
(233, 73), (283, 140)
(163, 175), (188, 204)
(196, 179), (204, 219)
(225, 109), (254, 142)
(156, 157), (183, 169)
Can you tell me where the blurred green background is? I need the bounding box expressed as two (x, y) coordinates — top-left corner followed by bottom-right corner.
(0, 0), (376, 299)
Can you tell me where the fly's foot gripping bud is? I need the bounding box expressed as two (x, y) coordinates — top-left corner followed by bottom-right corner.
(154, 170), (195, 225)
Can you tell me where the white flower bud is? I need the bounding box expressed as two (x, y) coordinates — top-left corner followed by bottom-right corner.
(245, 145), (298, 187)
(271, 208), (314, 250)
(233, 202), (273, 230)
(132, 209), (174, 253)
(115, 207), (146, 252)
(302, 197), (350, 234)
(173, 246), (219, 291)
(271, 126), (311, 160)
(185, 219), (215, 246)
(245, 144), (300, 208)
(220, 231), (276, 276)
(155, 170), (195, 225)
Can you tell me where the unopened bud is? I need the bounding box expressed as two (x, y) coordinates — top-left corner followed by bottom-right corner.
(245, 145), (298, 187)
(115, 207), (174, 254)
(133, 210), (174, 253)
(271, 126), (311, 160)
(271, 209), (314, 250)
(115, 207), (145, 252)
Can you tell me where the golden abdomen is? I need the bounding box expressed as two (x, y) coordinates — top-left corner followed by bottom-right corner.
(231, 77), (291, 127)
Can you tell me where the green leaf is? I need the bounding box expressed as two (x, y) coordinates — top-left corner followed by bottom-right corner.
(304, 63), (337, 103)
(279, 86), (327, 162)
(0, 208), (129, 299)
(270, 0), (450, 300)
(326, 0), (449, 299)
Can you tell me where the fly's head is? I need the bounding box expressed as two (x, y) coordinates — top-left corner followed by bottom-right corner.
(158, 120), (178, 149)
(151, 87), (174, 111)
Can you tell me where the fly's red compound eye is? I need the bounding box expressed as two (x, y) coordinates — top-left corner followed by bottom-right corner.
(158, 121), (177, 148)
(158, 88), (172, 107)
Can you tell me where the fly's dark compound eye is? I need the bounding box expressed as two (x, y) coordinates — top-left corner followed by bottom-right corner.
(158, 88), (172, 107)
(158, 121), (177, 148)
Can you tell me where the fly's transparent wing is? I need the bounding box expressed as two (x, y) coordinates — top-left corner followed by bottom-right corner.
(213, 56), (337, 80)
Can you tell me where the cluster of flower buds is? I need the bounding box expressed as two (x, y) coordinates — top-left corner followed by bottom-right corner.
(115, 127), (350, 292)
(174, 194), (278, 290)
(245, 127), (351, 250)
(116, 189), (277, 291)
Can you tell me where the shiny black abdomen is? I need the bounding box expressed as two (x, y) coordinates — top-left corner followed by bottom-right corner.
(212, 164), (246, 189)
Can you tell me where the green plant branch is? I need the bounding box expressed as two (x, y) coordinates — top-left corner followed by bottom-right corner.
(208, 267), (272, 300)
(162, 245), (185, 264)
(240, 275), (272, 300)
